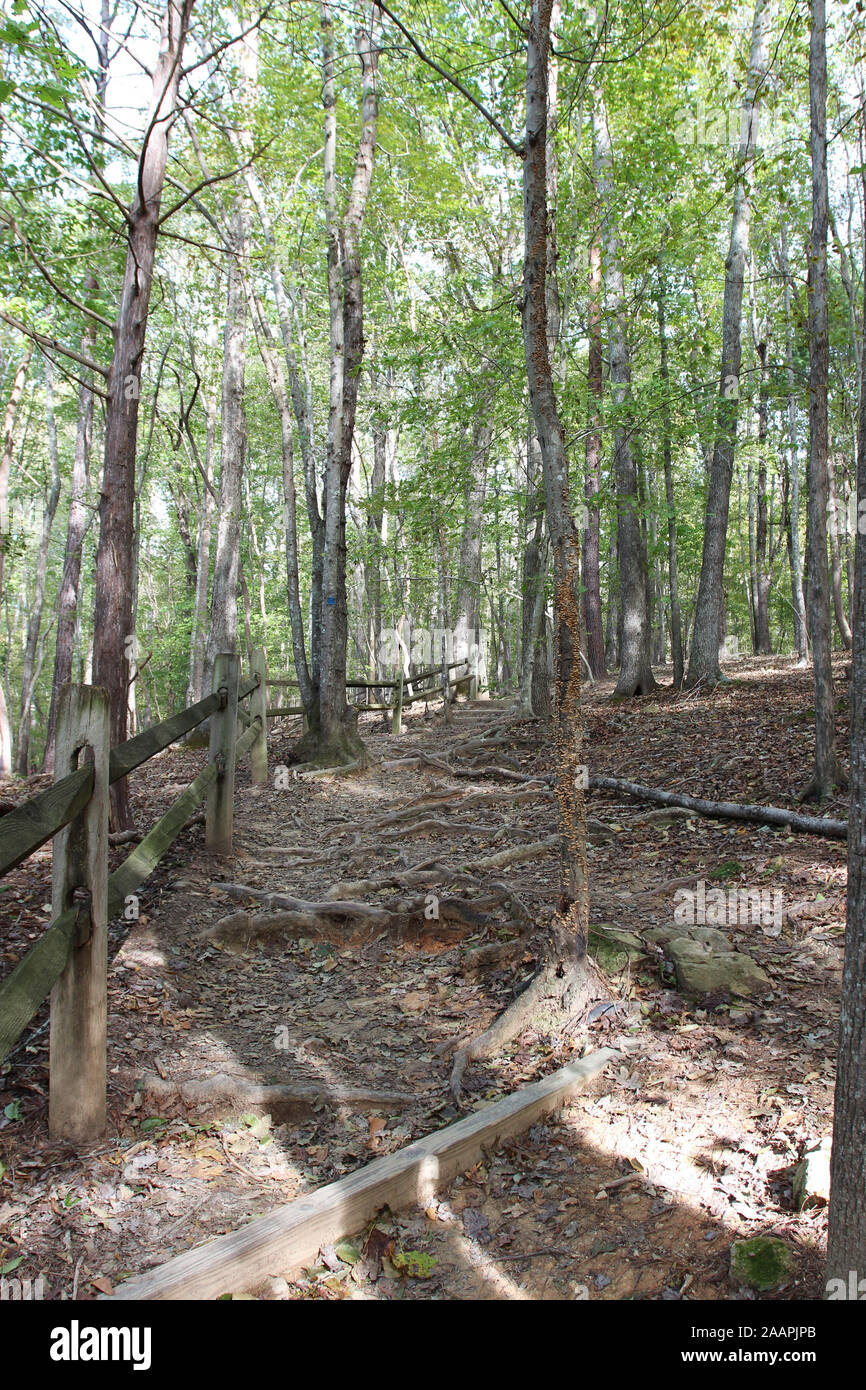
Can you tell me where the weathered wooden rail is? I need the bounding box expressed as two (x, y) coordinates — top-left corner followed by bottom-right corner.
(0, 642), (489, 1143)
(265, 660), (475, 729)
(0, 649), (268, 1142)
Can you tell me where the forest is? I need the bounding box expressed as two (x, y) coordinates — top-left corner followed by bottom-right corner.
(0, 0), (864, 1320)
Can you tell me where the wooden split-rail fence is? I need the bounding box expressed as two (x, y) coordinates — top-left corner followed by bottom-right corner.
(0, 648), (482, 1145)
(0, 650), (268, 1144)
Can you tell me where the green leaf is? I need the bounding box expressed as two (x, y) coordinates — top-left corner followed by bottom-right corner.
(392, 1249), (436, 1278)
(0, 1257), (24, 1275)
(3, 1100), (22, 1121)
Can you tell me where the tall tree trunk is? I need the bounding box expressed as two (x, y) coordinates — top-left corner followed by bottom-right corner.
(92, 0), (194, 827)
(43, 324), (95, 772)
(0, 345), (33, 618)
(803, 0), (844, 799)
(16, 358), (62, 773)
(204, 206), (247, 694)
(828, 451), (853, 648)
(779, 219), (809, 662)
(316, 2), (379, 759)
(368, 413), (387, 681)
(583, 222), (606, 678)
(686, 0), (771, 686)
(592, 84), (655, 696)
(241, 143), (323, 691)
(454, 419), (492, 686)
(826, 121), (866, 1293)
(755, 340), (773, 653)
(521, 0), (593, 983)
(186, 389), (215, 707)
(657, 250), (684, 687)
(451, 0), (603, 1098)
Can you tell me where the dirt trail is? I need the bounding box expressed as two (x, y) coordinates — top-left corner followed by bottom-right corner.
(0, 661), (845, 1299)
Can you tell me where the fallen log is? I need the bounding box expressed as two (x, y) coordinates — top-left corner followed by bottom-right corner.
(588, 775), (847, 840)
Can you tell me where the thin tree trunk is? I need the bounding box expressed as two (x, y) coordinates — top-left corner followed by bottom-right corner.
(44, 329), (95, 771)
(454, 419), (492, 683)
(16, 358), (62, 773)
(583, 222), (606, 678)
(779, 219), (809, 661)
(92, 0), (194, 827)
(522, 0), (591, 967)
(826, 112), (866, 1291)
(592, 83), (655, 696)
(204, 205), (247, 691)
(686, 0), (771, 686)
(828, 450), (853, 648)
(657, 250), (684, 687)
(0, 346), (33, 617)
(317, 2), (379, 758)
(803, 0), (844, 799)
(186, 390), (215, 707)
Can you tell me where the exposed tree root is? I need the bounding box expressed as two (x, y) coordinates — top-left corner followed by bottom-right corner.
(451, 765), (548, 783)
(461, 834), (561, 872)
(795, 766), (849, 805)
(206, 884), (517, 943)
(381, 753), (454, 774)
(588, 774), (847, 839)
(137, 1071), (414, 1120)
(448, 947), (608, 1099)
(297, 758), (364, 781)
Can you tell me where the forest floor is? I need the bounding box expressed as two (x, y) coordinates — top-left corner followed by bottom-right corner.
(0, 655), (850, 1301)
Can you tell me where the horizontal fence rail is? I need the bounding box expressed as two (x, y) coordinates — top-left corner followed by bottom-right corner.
(0, 654), (267, 1139)
(0, 639), (486, 1141)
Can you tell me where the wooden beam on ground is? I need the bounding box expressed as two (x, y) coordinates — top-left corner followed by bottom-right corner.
(0, 764), (93, 878)
(108, 1049), (616, 1300)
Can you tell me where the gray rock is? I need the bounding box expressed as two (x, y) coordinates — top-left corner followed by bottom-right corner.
(793, 1136), (832, 1209)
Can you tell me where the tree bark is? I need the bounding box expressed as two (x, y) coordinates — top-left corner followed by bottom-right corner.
(0, 345), (33, 618)
(591, 84), (655, 696)
(43, 325), (95, 773)
(779, 218), (809, 661)
(522, 0), (590, 965)
(16, 357), (62, 774)
(186, 387), (215, 707)
(803, 0), (845, 799)
(316, 2), (380, 760)
(657, 250), (684, 687)
(686, 0), (771, 686)
(826, 108), (866, 1291)
(204, 204), (247, 694)
(583, 221), (606, 678)
(91, 0), (194, 827)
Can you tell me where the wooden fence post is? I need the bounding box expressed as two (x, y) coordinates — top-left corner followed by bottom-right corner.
(469, 641), (479, 701)
(49, 685), (110, 1144)
(206, 653), (239, 855)
(391, 664), (404, 735)
(250, 648), (268, 786)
